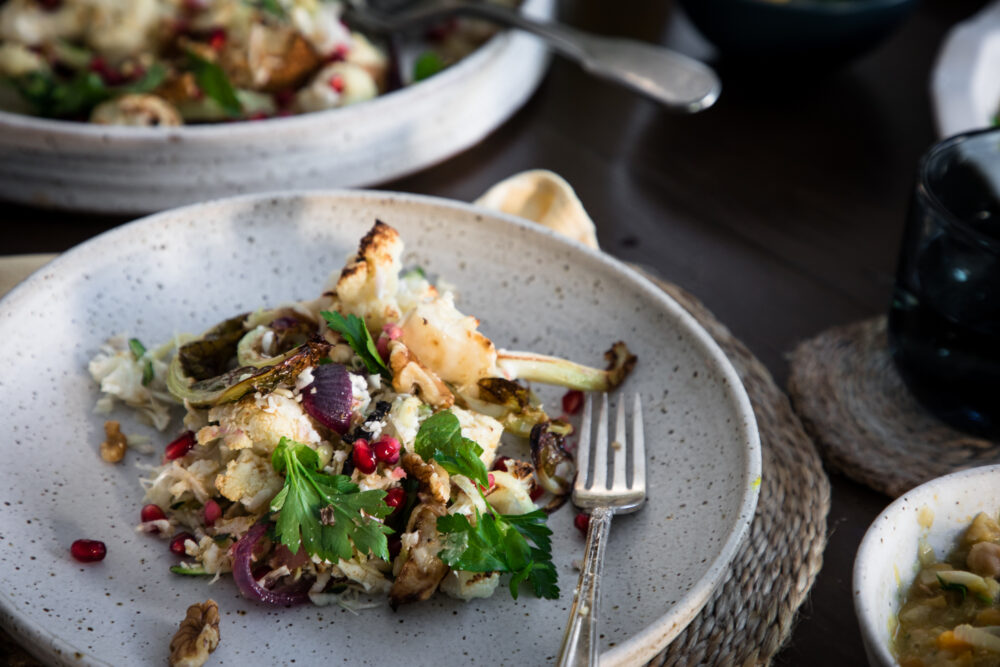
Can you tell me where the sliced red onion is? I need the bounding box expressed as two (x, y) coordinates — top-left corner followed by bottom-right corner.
(231, 523), (310, 606)
(301, 363), (353, 434)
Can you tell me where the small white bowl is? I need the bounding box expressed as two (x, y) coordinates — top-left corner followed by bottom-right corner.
(854, 464), (1000, 667)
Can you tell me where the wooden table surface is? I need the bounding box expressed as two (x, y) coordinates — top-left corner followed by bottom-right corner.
(0, 1), (990, 664)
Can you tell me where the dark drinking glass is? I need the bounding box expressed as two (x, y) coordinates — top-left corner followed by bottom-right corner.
(888, 128), (1000, 438)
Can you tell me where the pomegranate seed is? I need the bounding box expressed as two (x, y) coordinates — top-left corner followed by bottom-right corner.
(352, 439), (377, 475)
(574, 512), (590, 536)
(388, 535), (402, 559)
(274, 88), (295, 108)
(208, 28), (227, 51)
(529, 485), (544, 501)
(70, 539), (106, 563)
(326, 43), (350, 62)
(488, 473), (495, 489)
(169, 532), (194, 556)
(562, 390), (584, 416)
(492, 456), (510, 471)
(328, 74), (345, 93)
(203, 499), (221, 526)
(140, 504), (166, 523)
(248, 111), (269, 121)
(384, 487), (406, 516)
(164, 431), (196, 461)
(38, 0), (62, 11)
(374, 436), (400, 464)
(382, 322), (401, 340)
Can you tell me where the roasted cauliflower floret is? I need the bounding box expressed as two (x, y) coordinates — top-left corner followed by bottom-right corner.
(486, 469), (537, 516)
(452, 405), (502, 468)
(343, 32), (388, 90)
(288, 0), (351, 57)
(202, 392), (321, 454)
(215, 449), (284, 511)
(90, 93), (183, 126)
(0, 0), (87, 46)
(85, 0), (162, 62)
(397, 291), (499, 389)
(440, 570), (501, 600)
(330, 221), (403, 333)
(0, 42), (47, 77)
(294, 61), (378, 113)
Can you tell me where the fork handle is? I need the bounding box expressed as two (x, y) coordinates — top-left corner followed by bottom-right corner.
(557, 506), (613, 667)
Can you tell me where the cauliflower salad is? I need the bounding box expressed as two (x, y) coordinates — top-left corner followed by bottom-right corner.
(89, 221), (636, 610)
(0, 0), (509, 125)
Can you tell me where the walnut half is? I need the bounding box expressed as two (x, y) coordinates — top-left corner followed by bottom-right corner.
(100, 421), (127, 463)
(169, 600), (220, 667)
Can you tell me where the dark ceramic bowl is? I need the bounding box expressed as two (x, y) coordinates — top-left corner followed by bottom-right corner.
(677, 0), (919, 66)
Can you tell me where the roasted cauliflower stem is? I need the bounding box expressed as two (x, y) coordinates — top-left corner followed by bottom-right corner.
(93, 219), (636, 618)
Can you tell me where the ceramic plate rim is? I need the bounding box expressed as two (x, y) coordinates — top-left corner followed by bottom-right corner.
(0, 190), (761, 665)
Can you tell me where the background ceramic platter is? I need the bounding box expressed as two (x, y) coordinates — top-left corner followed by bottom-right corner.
(0, 0), (551, 215)
(931, 0), (1000, 137)
(0, 191), (760, 666)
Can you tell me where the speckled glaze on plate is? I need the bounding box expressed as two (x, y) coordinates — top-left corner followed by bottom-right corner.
(0, 191), (761, 666)
(0, 0), (551, 215)
(854, 465), (1000, 667)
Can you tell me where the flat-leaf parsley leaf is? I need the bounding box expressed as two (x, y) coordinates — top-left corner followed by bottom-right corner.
(437, 508), (558, 599)
(270, 438), (393, 562)
(321, 311), (391, 378)
(414, 410), (488, 487)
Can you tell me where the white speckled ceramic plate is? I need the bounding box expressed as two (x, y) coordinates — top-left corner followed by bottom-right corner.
(931, 0), (1000, 137)
(0, 0), (551, 215)
(0, 191), (760, 666)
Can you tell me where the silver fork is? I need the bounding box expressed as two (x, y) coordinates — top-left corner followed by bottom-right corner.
(342, 0), (720, 112)
(557, 393), (646, 667)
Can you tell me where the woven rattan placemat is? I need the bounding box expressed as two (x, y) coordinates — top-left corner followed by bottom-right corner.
(0, 259), (830, 666)
(787, 316), (1000, 498)
(646, 279), (829, 666)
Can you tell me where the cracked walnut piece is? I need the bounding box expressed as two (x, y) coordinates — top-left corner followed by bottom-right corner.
(100, 420), (127, 463)
(169, 599), (220, 667)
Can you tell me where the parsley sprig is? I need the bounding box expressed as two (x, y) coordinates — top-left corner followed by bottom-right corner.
(438, 508), (558, 599)
(270, 438), (393, 562)
(413, 411), (558, 599)
(414, 410), (489, 487)
(186, 51), (242, 118)
(321, 311), (391, 378)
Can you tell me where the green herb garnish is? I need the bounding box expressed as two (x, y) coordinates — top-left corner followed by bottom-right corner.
(938, 575), (969, 602)
(170, 564), (211, 576)
(128, 337), (155, 386)
(271, 438), (393, 562)
(10, 70), (107, 118)
(320, 311), (390, 378)
(413, 51), (445, 82)
(437, 508), (558, 599)
(414, 410), (488, 487)
(121, 63), (167, 95)
(187, 52), (242, 117)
